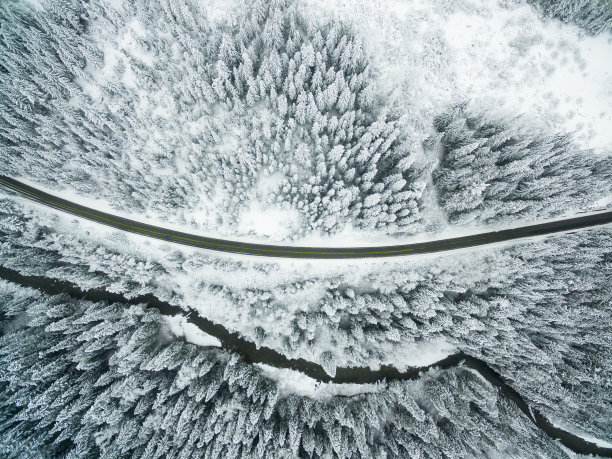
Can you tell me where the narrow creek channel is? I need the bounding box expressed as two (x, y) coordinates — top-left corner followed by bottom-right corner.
(0, 265), (610, 457)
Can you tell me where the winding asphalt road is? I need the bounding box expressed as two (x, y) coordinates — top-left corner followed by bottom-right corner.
(2, 176), (612, 455)
(1, 175), (610, 258)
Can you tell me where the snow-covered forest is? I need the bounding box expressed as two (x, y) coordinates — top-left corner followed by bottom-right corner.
(2, 0), (611, 239)
(1, 186), (611, 454)
(1, 280), (574, 458)
(1, 0), (611, 457)
(0, 0), (428, 238)
(528, 0), (612, 34)
(431, 104), (612, 225)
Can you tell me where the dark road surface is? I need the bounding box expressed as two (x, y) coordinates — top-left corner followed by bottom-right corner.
(1, 175), (611, 258)
(1, 175), (612, 455)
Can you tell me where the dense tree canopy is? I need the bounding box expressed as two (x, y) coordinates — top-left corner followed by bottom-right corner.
(432, 104), (611, 225)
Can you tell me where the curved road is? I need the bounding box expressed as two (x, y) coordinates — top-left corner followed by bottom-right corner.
(1, 176), (611, 258)
(1, 176), (612, 455)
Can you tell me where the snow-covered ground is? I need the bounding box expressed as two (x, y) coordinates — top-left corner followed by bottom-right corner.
(303, 0), (612, 154)
(6, 0), (611, 245)
(548, 416), (612, 449)
(389, 339), (457, 371)
(0, 190), (466, 373)
(164, 315), (222, 348)
(255, 364), (384, 398)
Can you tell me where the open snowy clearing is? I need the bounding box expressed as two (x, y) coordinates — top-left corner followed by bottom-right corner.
(304, 0), (612, 154)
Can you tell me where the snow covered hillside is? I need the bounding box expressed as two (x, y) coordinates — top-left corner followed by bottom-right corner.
(1, 0), (611, 457)
(1, 0), (610, 241)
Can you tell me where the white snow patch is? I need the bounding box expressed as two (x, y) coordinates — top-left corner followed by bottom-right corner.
(99, 43), (122, 82)
(293, 223), (404, 247)
(164, 315), (221, 347)
(548, 416), (612, 449)
(302, 0), (612, 153)
(388, 339), (457, 371)
(175, 366), (197, 390)
(106, 0), (125, 11)
(22, 0), (44, 11)
(257, 173), (285, 196)
(195, 0), (241, 25)
(89, 18), (155, 90)
(256, 364), (384, 399)
(238, 202), (301, 240)
(235, 173), (301, 240)
(129, 19), (147, 38)
(442, 6), (612, 153)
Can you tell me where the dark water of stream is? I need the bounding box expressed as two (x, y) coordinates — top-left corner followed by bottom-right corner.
(0, 265), (609, 457)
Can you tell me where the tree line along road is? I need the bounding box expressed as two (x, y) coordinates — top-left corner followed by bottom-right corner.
(1, 175), (611, 259)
